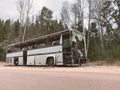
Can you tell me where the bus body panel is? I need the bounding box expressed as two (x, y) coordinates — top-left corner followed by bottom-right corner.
(34, 55), (47, 65)
(18, 57), (23, 65)
(6, 52), (23, 58)
(6, 58), (14, 65)
(27, 45), (63, 65)
(27, 56), (35, 65)
(55, 53), (63, 65)
(34, 54), (55, 65)
(27, 45), (62, 55)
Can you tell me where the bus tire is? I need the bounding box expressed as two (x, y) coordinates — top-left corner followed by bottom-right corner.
(46, 57), (54, 66)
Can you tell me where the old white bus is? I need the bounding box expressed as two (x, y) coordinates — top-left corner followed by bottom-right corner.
(6, 29), (86, 66)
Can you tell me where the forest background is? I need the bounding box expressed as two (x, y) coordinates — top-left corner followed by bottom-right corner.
(0, 0), (119, 64)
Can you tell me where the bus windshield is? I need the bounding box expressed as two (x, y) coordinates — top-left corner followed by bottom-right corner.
(72, 30), (84, 42)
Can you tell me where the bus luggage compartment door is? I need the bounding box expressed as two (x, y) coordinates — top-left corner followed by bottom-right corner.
(18, 57), (23, 65)
(27, 56), (35, 65)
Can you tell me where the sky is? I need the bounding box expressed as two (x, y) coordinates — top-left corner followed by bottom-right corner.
(0, 0), (74, 20)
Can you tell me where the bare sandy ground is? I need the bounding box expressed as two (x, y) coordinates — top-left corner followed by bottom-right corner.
(0, 62), (5, 66)
(0, 62), (120, 90)
(0, 62), (120, 74)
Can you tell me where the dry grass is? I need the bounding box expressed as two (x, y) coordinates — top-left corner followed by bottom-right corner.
(89, 60), (120, 66)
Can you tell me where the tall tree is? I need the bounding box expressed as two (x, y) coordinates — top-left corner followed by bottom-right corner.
(13, 20), (20, 36)
(3, 19), (11, 40)
(61, 1), (70, 29)
(86, 0), (92, 60)
(40, 6), (53, 34)
(87, 0), (105, 57)
(17, 0), (33, 41)
(22, 0), (33, 41)
(17, 0), (26, 41)
(87, 0), (120, 60)
(71, 0), (84, 32)
(0, 19), (4, 42)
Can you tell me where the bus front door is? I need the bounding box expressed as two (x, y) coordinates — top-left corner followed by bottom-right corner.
(23, 50), (27, 65)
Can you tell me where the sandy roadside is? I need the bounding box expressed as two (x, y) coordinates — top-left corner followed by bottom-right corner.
(0, 65), (120, 90)
(0, 62), (5, 66)
(0, 62), (120, 74)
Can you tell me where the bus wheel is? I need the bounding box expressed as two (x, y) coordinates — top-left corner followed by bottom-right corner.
(47, 57), (54, 66)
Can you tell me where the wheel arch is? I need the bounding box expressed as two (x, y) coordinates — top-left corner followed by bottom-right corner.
(46, 54), (56, 65)
(46, 57), (54, 64)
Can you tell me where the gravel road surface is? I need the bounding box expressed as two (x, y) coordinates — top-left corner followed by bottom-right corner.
(0, 66), (120, 90)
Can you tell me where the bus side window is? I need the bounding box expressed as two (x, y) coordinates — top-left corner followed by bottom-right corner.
(40, 43), (45, 48)
(7, 50), (12, 53)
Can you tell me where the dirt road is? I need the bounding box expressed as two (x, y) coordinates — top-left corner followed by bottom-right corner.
(0, 66), (120, 90)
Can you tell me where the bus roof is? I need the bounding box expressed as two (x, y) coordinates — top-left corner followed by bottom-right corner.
(7, 29), (83, 48)
(7, 30), (70, 47)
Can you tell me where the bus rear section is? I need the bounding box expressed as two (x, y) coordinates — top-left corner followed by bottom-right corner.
(6, 51), (23, 66)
